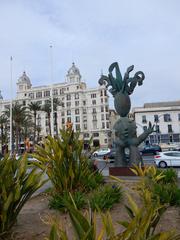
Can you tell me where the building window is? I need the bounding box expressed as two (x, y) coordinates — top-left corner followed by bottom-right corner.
(75, 116), (80, 122)
(101, 114), (104, 120)
(104, 139), (108, 143)
(93, 122), (97, 129)
(105, 106), (109, 112)
(100, 90), (103, 96)
(142, 115), (147, 123)
(29, 93), (34, 99)
(83, 108), (87, 114)
(156, 125), (160, 133)
(101, 106), (104, 112)
(53, 89), (58, 95)
(164, 114), (171, 122)
(44, 90), (50, 97)
(84, 133), (89, 138)
(101, 98), (103, 103)
(84, 123), (87, 130)
(75, 109), (79, 114)
(92, 100), (96, 105)
(67, 117), (71, 122)
(106, 114), (109, 120)
(92, 108), (96, 113)
(168, 124), (173, 133)
(62, 118), (65, 124)
(93, 132), (99, 137)
(66, 94), (71, 100)
(91, 93), (96, 98)
(83, 101), (86, 106)
(154, 115), (159, 122)
(83, 116), (87, 122)
(104, 90), (107, 96)
(61, 111), (65, 116)
(102, 122), (105, 129)
(93, 115), (97, 121)
(143, 126), (147, 131)
(106, 122), (109, 128)
(60, 88), (64, 95)
(178, 113), (180, 121)
(77, 86), (79, 90)
(76, 124), (80, 131)
(75, 93), (79, 99)
(75, 101), (79, 106)
(67, 110), (71, 115)
(105, 98), (108, 103)
(36, 92), (42, 98)
(66, 102), (71, 107)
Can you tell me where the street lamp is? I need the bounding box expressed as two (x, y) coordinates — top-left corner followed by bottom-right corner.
(9, 56), (13, 155)
(50, 45), (54, 138)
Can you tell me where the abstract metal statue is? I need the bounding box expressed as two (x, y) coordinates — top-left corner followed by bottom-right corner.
(99, 62), (154, 166)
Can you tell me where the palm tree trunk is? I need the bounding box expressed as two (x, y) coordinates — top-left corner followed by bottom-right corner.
(15, 126), (19, 153)
(1, 124), (3, 154)
(48, 113), (51, 136)
(34, 112), (37, 145)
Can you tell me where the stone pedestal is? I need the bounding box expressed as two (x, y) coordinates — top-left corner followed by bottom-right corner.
(109, 167), (136, 176)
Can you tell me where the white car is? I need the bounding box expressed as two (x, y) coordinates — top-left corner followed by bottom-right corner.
(92, 148), (110, 157)
(154, 151), (180, 168)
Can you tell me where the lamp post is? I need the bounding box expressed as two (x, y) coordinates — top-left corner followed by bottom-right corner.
(50, 45), (54, 138)
(9, 56), (13, 155)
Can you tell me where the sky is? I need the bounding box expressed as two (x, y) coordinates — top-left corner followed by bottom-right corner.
(0, 0), (180, 108)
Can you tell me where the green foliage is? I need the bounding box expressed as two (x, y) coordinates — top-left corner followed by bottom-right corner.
(32, 128), (103, 193)
(157, 168), (178, 184)
(0, 154), (46, 235)
(153, 183), (180, 206)
(49, 191), (86, 212)
(89, 184), (123, 211)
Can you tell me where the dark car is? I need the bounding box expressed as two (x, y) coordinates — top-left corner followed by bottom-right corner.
(140, 145), (162, 155)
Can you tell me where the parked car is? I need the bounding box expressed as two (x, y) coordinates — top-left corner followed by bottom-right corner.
(92, 148), (110, 157)
(140, 145), (162, 155)
(0, 153), (3, 160)
(154, 151), (180, 168)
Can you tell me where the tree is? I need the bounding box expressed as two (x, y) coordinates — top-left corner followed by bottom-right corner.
(4, 102), (31, 152)
(41, 98), (63, 136)
(0, 114), (8, 154)
(28, 101), (41, 144)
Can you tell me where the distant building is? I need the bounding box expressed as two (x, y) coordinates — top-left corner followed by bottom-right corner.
(132, 101), (180, 144)
(0, 63), (111, 148)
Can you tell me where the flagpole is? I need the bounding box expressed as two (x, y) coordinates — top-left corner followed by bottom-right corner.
(10, 56), (13, 155)
(50, 45), (54, 138)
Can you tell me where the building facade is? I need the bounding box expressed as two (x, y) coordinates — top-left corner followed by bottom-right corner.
(0, 63), (111, 148)
(132, 101), (180, 145)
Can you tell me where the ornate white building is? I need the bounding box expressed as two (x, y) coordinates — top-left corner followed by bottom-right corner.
(0, 63), (111, 148)
(132, 101), (180, 145)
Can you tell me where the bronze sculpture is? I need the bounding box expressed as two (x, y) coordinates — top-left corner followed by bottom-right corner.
(99, 62), (154, 166)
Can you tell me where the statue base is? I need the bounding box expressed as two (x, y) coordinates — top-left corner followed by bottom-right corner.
(109, 167), (136, 176)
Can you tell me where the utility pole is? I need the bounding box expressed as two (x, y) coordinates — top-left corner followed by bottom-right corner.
(10, 56), (13, 155)
(50, 45), (54, 138)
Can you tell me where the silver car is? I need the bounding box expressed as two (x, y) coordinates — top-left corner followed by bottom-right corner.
(154, 151), (180, 168)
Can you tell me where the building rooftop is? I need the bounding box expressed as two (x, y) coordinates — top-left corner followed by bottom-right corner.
(144, 101), (180, 108)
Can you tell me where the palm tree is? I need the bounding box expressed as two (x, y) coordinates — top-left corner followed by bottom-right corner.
(4, 102), (31, 152)
(0, 114), (7, 154)
(41, 98), (63, 136)
(28, 102), (41, 144)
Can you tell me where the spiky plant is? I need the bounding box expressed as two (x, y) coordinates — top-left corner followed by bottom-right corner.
(0, 154), (47, 236)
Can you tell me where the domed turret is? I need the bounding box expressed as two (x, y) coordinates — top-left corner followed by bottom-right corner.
(66, 62), (81, 83)
(17, 71), (32, 92)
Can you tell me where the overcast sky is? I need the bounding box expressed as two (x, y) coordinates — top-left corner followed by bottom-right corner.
(0, 0), (180, 108)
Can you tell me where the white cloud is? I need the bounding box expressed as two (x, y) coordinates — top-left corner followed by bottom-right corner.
(0, 0), (180, 108)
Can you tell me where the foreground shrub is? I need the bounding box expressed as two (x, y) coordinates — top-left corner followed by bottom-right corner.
(33, 128), (103, 193)
(46, 185), (180, 239)
(49, 191), (86, 212)
(157, 168), (178, 184)
(89, 184), (123, 211)
(0, 154), (46, 236)
(153, 183), (180, 206)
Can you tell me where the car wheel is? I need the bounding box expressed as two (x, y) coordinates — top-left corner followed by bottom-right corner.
(93, 153), (98, 157)
(159, 161), (167, 168)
